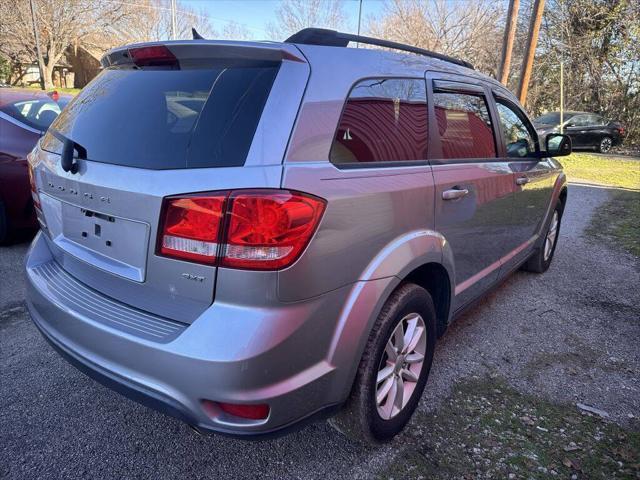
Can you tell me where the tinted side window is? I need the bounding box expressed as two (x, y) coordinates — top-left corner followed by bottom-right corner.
(330, 78), (427, 164)
(433, 92), (496, 159)
(495, 100), (536, 158)
(568, 114), (588, 127)
(587, 114), (605, 126)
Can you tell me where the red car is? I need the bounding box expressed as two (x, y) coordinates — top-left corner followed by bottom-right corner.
(0, 88), (72, 242)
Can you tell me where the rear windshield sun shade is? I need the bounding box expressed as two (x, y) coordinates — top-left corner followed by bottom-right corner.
(41, 61), (280, 169)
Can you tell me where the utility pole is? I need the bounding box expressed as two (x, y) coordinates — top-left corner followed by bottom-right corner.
(517, 0), (545, 105)
(356, 0), (363, 48)
(497, 0), (520, 85)
(559, 0), (564, 133)
(29, 0), (46, 90)
(170, 0), (177, 40)
(560, 56), (564, 132)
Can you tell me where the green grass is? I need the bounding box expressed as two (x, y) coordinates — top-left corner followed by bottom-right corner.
(51, 87), (81, 95)
(563, 153), (640, 256)
(23, 85), (81, 95)
(586, 190), (640, 257)
(561, 153), (640, 190)
(380, 378), (640, 480)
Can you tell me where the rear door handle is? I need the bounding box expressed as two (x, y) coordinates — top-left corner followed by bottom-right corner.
(516, 177), (530, 185)
(442, 188), (469, 200)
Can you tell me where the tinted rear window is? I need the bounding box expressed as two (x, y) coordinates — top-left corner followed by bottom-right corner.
(41, 64), (279, 169)
(0, 97), (65, 131)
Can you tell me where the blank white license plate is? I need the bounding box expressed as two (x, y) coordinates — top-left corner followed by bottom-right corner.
(40, 193), (150, 281)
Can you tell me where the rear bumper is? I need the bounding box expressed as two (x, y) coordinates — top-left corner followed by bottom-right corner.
(25, 232), (350, 437)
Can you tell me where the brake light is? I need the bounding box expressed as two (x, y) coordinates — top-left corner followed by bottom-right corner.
(222, 190), (326, 270)
(27, 162), (41, 210)
(159, 195), (227, 264)
(129, 45), (178, 68)
(157, 190), (326, 270)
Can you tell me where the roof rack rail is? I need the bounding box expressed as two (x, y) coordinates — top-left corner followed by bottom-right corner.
(284, 28), (474, 70)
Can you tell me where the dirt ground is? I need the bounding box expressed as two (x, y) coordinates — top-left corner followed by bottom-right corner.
(1, 183), (638, 479)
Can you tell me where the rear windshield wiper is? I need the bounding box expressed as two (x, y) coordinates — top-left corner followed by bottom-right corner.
(49, 129), (87, 174)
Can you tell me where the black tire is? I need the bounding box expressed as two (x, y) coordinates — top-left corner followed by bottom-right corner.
(597, 136), (612, 153)
(523, 203), (563, 273)
(329, 283), (437, 444)
(0, 201), (7, 245)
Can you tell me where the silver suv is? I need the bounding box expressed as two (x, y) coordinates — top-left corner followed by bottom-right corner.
(25, 29), (570, 442)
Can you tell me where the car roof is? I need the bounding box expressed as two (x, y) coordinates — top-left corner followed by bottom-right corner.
(107, 38), (503, 89)
(103, 37), (521, 108)
(0, 88), (73, 108)
(291, 42), (514, 99)
(539, 111), (590, 116)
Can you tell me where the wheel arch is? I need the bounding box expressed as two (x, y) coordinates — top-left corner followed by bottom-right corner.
(403, 262), (452, 337)
(357, 228), (456, 334)
(558, 186), (568, 213)
(326, 230), (456, 403)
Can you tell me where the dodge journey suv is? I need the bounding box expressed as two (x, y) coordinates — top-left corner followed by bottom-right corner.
(25, 28), (570, 442)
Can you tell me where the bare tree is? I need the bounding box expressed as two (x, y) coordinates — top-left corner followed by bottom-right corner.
(217, 21), (251, 41)
(0, 0), (137, 89)
(0, 0), (224, 88)
(117, 0), (214, 44)
(367, 0), (504, 75)
(267, 0), (346, 40)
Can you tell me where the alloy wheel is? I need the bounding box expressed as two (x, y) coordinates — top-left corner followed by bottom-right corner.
(375, 312), (427, 420)
(600, 137), (612, 153)
(544, 210), (559, 261)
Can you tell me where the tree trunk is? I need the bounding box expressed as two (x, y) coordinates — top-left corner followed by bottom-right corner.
(28, 0), (46, 90)
(42, 62), (54, 89)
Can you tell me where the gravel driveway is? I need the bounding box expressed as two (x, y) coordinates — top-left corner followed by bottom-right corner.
(1, 184), (638, 479)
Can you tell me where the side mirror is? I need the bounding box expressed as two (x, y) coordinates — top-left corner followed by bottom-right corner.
(545, 133), (572, 157)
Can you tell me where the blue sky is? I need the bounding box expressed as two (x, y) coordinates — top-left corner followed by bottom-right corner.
(182, 0), (388, 39)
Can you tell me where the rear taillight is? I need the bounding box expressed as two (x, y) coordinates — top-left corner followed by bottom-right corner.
(129, 45), (179, 68)
(27, 162), (41, 210)
(159, 195), (227, 265)
(157, 190), (326, 271)
(222, 190), (326, 270)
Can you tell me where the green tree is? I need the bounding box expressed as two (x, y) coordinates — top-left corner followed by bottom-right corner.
(518, 0), (640, 146)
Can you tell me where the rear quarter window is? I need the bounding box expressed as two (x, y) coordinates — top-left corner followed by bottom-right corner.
(42, 63), (280, 169)
(330, 78), (428, 165)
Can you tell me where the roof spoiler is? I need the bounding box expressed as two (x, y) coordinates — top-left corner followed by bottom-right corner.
(285, 28), (474, 70)
(101, 40), (305, 69)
